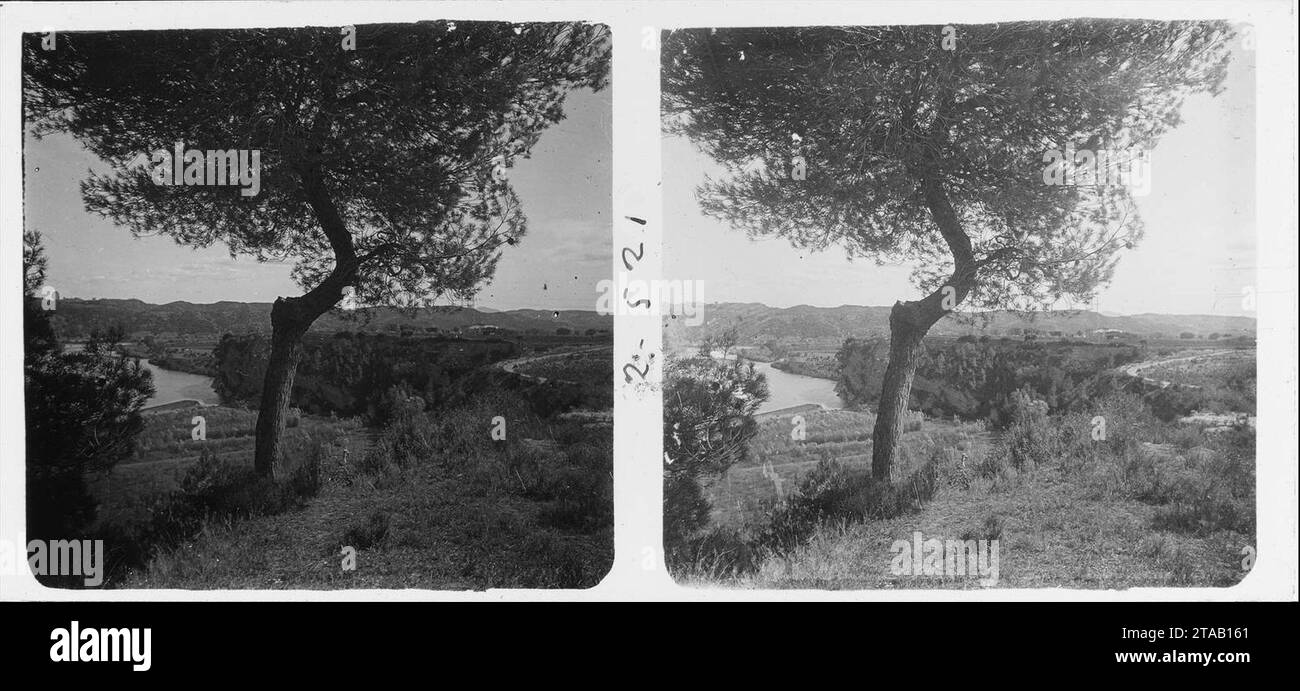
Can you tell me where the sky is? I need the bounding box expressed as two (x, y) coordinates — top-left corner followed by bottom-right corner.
(24, 83), (612, 312)
(663, 38), (1257, 317)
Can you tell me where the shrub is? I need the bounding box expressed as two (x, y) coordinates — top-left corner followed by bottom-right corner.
(96, 443), (326, 585)
(370, 382), (426, 427)
(25, 347), (154, 541)
(1002, 387), (1059, 469)
(337, 511), (391, 551)
(960, 513), (1005, 542)
(666, 527), (758, 580)
(174, 449), (315, 520)
(758, 457), (940, 555)
(1071, 396), (1254, 535)
(662, 356), (769, 560)
(664, 473), (713, 558)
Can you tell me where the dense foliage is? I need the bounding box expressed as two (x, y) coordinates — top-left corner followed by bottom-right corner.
(663, 21), (1235, 479)
(213, 332), (517, 419)
(24, 232), (156, 544)
(836, 338), (1143, 425)
(26, 22), (610, 477)
(662, 357), (770, 562)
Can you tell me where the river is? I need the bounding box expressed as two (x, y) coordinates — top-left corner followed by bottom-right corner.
(137, 359), (220, 408)
(685, 348), (845, 414)
(721, 358), (840, 414)
(65, 344), (219, 409)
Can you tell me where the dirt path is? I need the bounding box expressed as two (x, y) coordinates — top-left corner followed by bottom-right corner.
(496, 345), (608, 384)
(1117, 348), (1239, 389)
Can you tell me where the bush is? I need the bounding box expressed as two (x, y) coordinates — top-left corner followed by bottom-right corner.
(337, 511), (391, 551)
(960, 513), (1005, 542)
(664, 473), (712, 558)
(1063, 395), (1255, 536)
(25, 347), (154, 540)
(1146, 386), (1204, 422)
(662, 356), (769, 561)
(96, 443), (326, 585)
(355, 385), (615, 558)
(666, 527), (758, 581)
(174, 447), (320, 521)
(1002, 387), (1059, 469)
(1151, 484), (1250, 535)
(370, 382), (426, 427)
(758, 457), (940, 555)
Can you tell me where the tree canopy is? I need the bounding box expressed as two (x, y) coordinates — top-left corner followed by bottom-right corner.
(663, 21), (1234, 313)
(25, 22), (610, 310)
(26, 22), (611, 478)
(663, 20), (1236, 480)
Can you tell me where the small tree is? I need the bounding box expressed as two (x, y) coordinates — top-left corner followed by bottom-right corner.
(662, 357), (769, 551)
(23, 233), (155, 540)
(714, 325), (740, 359)
(22, 231), (58, 354)
(696, 334), (716, 358)
(664, 21), (1234, 480)
(26, 23), (610, 479)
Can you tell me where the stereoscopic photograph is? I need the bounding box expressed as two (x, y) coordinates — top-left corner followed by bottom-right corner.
(22, 20), (614, 589)
(661, 21), (1257, 589)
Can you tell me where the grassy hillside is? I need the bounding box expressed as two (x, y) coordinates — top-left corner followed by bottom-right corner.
(83, 360), (613, 588)
(118, 390), (612, 589)
(675, 395), (1254, 589)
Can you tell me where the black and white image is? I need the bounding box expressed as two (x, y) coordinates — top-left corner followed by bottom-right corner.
(21, 21), (614, 589)
(661, 22), (1258, 588)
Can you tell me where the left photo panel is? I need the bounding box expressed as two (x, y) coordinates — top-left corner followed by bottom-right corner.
(21, 21), (614, 589)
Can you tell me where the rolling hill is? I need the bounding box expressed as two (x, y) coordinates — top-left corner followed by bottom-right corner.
(664, 302), (1256, 345)
(48, 298), (612, 339)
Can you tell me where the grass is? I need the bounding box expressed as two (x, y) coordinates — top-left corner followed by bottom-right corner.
(674, 391), (1254, 590)
(117, 383), (613, 590)
(87, 407), (361, 535)
(704, 408), (986, 532)
(125, 406), (349, 465)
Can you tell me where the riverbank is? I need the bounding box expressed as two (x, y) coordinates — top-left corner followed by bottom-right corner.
(752, 360), (845, 414)
(64, 342), (221, 409)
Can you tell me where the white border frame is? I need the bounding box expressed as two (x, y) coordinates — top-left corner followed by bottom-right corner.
(0, 0), (1294, 603)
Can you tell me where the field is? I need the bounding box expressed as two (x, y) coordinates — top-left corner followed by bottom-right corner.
(738, 413), (1253, 589)
(704, 409), (989, 531)
(674, 342), (1257, 590)
(81, 345), (614, 589)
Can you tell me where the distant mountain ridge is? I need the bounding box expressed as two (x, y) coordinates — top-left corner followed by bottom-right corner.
(49, 298), (612, 338)
(49, 298), (1255, 343)
(665, 302), (1256, 344)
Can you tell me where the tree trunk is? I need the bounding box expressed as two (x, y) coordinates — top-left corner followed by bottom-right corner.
(250, 168), (358, 479)
(870, 301), (933, 481)
(865, 169), (979, 481)
(253, 298), (312, 480)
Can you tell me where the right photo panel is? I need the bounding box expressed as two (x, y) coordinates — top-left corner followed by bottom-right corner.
(661, 22), (1256, 589)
